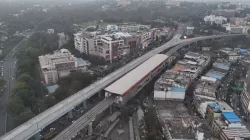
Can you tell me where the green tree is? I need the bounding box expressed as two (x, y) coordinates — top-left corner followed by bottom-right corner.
(12, 81), (30, 93)
(44, 95), (58, 108)
(12, 89), (35, 107)
(14, 109), (35, 125)
(7, 97), (26, 116)
(17, 73), (34, 83)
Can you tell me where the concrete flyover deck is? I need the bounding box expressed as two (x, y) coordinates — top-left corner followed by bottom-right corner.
(52, 96), (114, 140)
(0, 34), (241, 140)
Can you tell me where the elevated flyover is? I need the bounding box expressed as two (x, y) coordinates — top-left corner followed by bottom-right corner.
(0, 34), (241, 140)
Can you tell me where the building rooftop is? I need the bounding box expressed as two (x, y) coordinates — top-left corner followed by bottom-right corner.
(185, 51), (201, 58)
(208, 102), (233, 113)
(46, 84), (59, 94)
(105, 54), (168, 96)
(205, 70), (226, 80)
(155, 52), (209, 93)
(172, 64), (185, 72)
(194, 79), (220, 99)
(39, 49), (77, 70)
(222, 128), (250, 139)
(213, 62), (230, 71)
(222, 112), (241, 123)
(156, 101), (212, 139)
(154, 70), (191, 91)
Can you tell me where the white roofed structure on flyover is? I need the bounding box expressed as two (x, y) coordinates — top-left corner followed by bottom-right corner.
(105, 54), (168, 104)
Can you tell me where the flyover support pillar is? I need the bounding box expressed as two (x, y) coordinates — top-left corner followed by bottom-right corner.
(98, 91), (102, 98)
(68, 110), (73, 119)
(88, 121), (93, 136)
(34, 131), (41, 140)
(83, 100), (88, 110)
(109, 105), (113, 114)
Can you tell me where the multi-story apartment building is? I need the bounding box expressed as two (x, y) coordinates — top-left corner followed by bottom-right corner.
(241, 70), (250, 115)
(98, 35), (129, 63)
(137, 31), (151, 49)
(58, 32), (69, 48)
(74, 31), (131, 63)
(74, 32), (88, 54)
(39, 49), (78, 85)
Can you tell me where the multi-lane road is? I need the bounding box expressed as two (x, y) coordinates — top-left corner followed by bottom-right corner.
(0, 44), (18, 135)
(0, 17), (50, 136)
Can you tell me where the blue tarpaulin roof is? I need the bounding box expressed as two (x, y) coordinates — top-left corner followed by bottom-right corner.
(213, 63), (230, 71)
(171, 87), (185, 92)
(240, 49), (247, 53)
(208, 103), (221, 112)
(222, 112), (241, 123)
(206, 72), (223, 80)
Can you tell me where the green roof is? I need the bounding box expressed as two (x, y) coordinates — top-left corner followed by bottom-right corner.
(231, 87), (243, 91)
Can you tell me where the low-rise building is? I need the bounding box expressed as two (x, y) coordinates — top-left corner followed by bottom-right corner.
(39, 49), (86, 85)
(211, 9), (236, 18)
(184, 51), (201, 60)
(107, 25), (118, 31)
(118, 24), (151, 33)
(230, 17), (247, 26)
(154, 71), (190, 101)
(156, 101), (213, 140)
(194, 76), (219, 100)
(224, 24), (250, 34)
(205, 102), (250, 140)
(154, 52), (211, 101)
(204, 15), (227, 25)
(193, 96), (216, 118)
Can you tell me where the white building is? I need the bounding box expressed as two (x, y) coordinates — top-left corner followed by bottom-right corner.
(107, 25), (119, 31)
(119, 24), (151, 33)
(47, 29), (55, 34)
(58, 32), (69, 48)
(39, 49), (78, 85)
(154, 86), (186, 100)
(184, 51), (201, 60)
(74, 32), (86, 54)
(224, 24), (250, 34)
(138, 31), (151, 49)
(204, 15), (227, 25)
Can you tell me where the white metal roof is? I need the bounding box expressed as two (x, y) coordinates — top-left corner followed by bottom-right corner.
(105, 54), (168, 96)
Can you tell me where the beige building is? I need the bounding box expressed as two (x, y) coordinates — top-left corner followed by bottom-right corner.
(137, 31), (151, 49)
(39, 49), (77, 84)
(98, 35), (129, 63)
